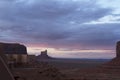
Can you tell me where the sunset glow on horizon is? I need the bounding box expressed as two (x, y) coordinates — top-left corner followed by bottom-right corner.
(27, 46), (115, 59)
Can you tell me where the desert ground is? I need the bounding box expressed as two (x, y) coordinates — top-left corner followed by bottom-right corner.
(11, 58), (120, 80)
(37, 58), (111, 80)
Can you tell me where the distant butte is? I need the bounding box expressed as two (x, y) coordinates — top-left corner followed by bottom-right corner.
(103, 41), (120, 70)
(37, 50), (52, 59)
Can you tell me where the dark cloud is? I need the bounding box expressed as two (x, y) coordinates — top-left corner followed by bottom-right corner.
(0, 0), (118, 50)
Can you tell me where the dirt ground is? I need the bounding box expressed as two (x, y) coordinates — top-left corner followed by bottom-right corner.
(11, 59), (120, 80)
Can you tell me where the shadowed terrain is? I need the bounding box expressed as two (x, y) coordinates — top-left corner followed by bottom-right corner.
(1, 42), (120, 80)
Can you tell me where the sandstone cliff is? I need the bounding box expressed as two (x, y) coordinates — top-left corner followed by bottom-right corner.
(105, 41), (120, 66)
(0, 42), (27, 54)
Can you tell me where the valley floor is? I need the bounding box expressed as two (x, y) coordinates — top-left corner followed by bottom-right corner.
(11, 58), (120, 80)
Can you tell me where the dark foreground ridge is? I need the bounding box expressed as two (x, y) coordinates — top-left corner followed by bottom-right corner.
(0, 52), (14, 80)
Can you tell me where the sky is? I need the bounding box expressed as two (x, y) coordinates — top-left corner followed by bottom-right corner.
(0, 0), (120, 59)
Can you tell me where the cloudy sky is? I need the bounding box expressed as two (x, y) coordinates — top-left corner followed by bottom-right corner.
(0, 0), (120, 58)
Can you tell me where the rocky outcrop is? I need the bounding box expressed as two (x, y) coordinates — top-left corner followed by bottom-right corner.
(37, 50), (52, 59)
(0, 42), (27, 54)
(102, 41), (120, 71)
(116, 41), (120, 58)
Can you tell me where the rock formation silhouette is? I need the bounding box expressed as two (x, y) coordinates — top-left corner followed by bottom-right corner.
(37, 50), (52, 59)
(103, 41), (120, 68)
(0, 42), (28, 68)
(0, 42), (27, 54)
(116, 41), (120, 58)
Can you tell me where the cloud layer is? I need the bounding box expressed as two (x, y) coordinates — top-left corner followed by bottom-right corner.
(0, 0), (120, 52)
